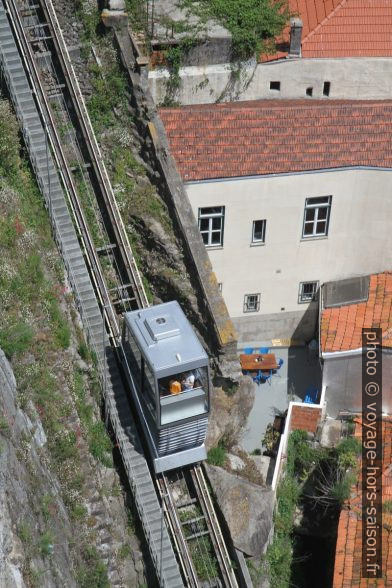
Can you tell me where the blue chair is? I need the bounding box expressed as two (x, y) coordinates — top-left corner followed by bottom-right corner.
(274, 358), (284, 377)
(304, 386), (319, 403)
(259, 347), (269, 354)
(244, 347), (254, 355)
(252, 370), (262, 384)
(259, 370), (272, 385)
(252, 371), (261, 384)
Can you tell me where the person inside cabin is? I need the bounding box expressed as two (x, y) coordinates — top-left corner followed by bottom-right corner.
(181, 371), (195, 391)
(169, 377), (181, 395)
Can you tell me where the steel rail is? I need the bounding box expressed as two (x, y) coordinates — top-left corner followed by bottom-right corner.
(159, 474), (200, 588)
(162, 466), (239, 588)
(39, 0), (149, 310)
(4, 0), (120, 342)
(191, 465), (239, 588)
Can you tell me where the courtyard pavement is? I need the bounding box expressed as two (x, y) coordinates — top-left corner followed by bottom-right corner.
(238, 346), (322, 453)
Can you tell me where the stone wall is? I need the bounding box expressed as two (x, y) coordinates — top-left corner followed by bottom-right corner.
(110, 23), (239, 376)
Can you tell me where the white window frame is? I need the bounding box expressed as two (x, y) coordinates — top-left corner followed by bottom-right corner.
(298, 281), (319, 304)
(244, 293), (260, 313)
(302, 196), (332, 238)
(251, 219), (266, 244)
(198, 206), (225, 247)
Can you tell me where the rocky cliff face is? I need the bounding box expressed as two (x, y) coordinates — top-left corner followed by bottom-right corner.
(0, 348), (145, 587)
(0, 350), (147, 588)
(206, 464), (274, 559)
(206, 378), (255, 449)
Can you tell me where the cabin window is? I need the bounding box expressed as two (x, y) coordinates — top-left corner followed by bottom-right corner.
(158, 366), (209, 425)
(123, 328), (155, 414)
(123, 328), (142, 391)
(142, 358), (156, 411)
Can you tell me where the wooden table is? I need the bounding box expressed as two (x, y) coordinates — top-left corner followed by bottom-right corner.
(240, 353), (278, 372)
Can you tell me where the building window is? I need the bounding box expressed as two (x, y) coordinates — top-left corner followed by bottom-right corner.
(302, 196), (332, 238)
(306, 86), (313, 96)
(298, 281), (319, 303)
(270, 81), (280, 91)
(198, 206), (225, 247)
(323, 81), (331, 96)
(252, 219), (266, 244)
(244, 293), (260, 313)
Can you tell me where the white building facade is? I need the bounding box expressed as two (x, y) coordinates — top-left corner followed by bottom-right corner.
(186, 168), (392, 343)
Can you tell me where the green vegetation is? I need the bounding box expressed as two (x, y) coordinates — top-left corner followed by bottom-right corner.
(46, 291), (71, 348)
(76, 546), (110, 588)
(0, 99), (20, 176)
(336, 436), (361, 469)
(73, 170), (106, 248)
(262, 423), (280, 452)
(17, 522), (33, 546)
(0, 415), (10, 438)
(182, 0), (289, 59)
(207, 441), (227, 467)
(112, 147), (171, 232)
(75, 0), (100, 44)
(118, 543), (132, 560)
(155, 0), (290, 102)
(87, 62), (127, 132)
(39, 531), (54, 556)
(383, 500), (392, 514)
(266, 430), (360, 588)
(73, 368), (113, 467)
(0, 96), (109, 586)
(189, 536), (219, 581)
(40, 495), (55, 522)
(125, 0), (148, 35)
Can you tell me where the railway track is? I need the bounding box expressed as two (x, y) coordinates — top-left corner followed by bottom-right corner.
(1, 1), (240, 585)
(5, 0), (147, 340)
(159, 466), (238, 588)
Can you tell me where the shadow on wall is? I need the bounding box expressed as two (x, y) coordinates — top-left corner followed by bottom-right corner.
(287, 300), (322, 403)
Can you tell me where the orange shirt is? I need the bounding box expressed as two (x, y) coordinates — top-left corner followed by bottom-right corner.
(169, 380), (181, 394)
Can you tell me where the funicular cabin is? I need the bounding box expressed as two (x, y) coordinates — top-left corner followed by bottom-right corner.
(122, 301), (210, 473)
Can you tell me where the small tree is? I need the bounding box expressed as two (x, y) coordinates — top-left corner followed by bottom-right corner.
(193, 0), (290, 59)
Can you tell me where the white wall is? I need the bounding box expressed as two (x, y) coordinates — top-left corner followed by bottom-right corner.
(186, 168), (392, 340)
(149, 57), (392, 105)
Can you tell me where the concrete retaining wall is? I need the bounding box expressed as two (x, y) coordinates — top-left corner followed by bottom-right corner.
(149, 56), (392, 105)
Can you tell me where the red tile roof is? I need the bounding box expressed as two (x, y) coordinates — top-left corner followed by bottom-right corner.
(160, 100), (392, 181)
(290, 405), (322, 433)
(333, 417), (392, 587)
(262, 0), (392, 61)
(320, 272), (392, 353)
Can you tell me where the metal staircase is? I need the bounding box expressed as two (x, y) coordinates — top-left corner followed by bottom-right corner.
(0, 3), (183, 585)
